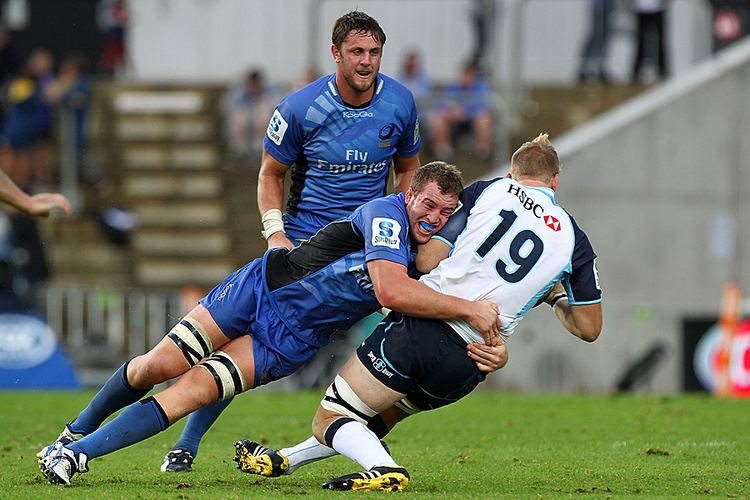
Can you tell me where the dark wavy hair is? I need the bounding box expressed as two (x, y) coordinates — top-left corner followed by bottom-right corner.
(331, 11), (386, 49)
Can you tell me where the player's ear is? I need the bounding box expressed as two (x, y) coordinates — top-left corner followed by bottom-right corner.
(404, 187), (414, 204)
(331, 44), (342, 63)
(550, 173), (560, 191)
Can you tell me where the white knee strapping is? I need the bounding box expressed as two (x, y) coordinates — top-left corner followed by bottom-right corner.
(198, 350), (247, 400)
(319, 374), (377, 424)
(393, 397), (422, 415)
(167, 318), (214, 366)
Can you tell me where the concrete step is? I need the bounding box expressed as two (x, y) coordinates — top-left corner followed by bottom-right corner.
(113, 89), (211, 114)
(122, 172), (224, 199)
(115, 115), (217, 142)
(135, 258), (234, 287)
(133, 201), (227, 227)
(47, 240), (131, 279)
(515, 84), (647, 146)
(133, 228), (230, 256)
(120, 144), (220, 170)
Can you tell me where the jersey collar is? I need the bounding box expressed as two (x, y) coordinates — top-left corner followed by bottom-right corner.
(326, 73), (384, 108)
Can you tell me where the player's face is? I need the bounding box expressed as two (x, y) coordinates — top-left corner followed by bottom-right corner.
(405, 181), (460, 244)
(332, 31), (382, 96)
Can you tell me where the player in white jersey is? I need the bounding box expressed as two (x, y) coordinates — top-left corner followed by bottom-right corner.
(234, 133), (602, 491)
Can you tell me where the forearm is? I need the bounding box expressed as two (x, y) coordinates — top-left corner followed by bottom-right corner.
(0, 172), (31, 214)
(551, 300), (602, 342)
(379, 277), (473, 322)
(392, 155), (419, 193)
(257, 171), (285, 215)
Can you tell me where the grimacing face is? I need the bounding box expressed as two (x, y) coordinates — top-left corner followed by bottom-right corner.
(405, 181), (460, 245)
(332, 30), (382, 95)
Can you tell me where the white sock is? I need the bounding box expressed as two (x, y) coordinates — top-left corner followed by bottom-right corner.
(280, 436), (337, 474)
(330, 420), (396, 470)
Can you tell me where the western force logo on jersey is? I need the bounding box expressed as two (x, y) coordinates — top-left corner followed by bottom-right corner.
(379, 124), (394, 148)
(544, 215), (561, 232)
(372, 217), (401, 249)
(266, 110), (288, 146)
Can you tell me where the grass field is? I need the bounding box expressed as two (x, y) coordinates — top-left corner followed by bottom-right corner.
(1, 390), (749, 498)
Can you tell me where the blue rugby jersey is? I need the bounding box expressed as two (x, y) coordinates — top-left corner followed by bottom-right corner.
(262, 193), (413, 347)
(263, 73), (421, 240)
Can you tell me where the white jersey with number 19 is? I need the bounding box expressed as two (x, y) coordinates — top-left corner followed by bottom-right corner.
(420, 177), (601, 343)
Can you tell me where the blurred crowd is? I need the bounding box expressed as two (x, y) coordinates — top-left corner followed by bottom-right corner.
(223, 55), (498, 168)
(0, 0), (133, 311)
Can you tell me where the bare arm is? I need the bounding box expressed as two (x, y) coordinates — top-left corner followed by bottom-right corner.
(0, 170), (71, 217)
(543, 281), (602, 342)
(257, 148), (294, 249)
(551, 300), (602, 342)
(392, 154), (419, 193)
(369, 259), (501, 344)
(415, 237), (451, 275)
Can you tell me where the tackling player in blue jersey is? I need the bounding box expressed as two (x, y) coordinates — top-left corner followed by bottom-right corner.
(37, 162), (504, 486)
(159, 10), (425, 472)
(234, 133), (603, 492)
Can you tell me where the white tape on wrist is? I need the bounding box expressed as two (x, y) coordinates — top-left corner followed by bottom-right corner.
(261, 209), (284, 240)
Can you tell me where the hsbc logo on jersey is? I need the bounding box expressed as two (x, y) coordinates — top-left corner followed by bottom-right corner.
(371, 217), (401, 249)
(544, 215), (561, 231)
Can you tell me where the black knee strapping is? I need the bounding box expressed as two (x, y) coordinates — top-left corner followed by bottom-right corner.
(324, 416), (355, 448)
(366, 414), (389, 439)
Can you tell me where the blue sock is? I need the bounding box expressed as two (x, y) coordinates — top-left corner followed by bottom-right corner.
(69, 361), (151, 435)
(69, 397), (168, 460)
(171, 398), (232, 457)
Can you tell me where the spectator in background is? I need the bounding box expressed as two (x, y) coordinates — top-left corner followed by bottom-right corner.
(97, 0), (129, 76)
(27, 49), (57, 184)
(469, 0), (498, 72)
(578, 0), (615, 83)
(0, 29), (22, 126)
(56, 53), (108, 192)
(631, 0), (670, 83)
(221, 69), (278, 164)
(428, 62), (494, 161)
(1, 53), (49, 188)
(398, 51), (432, 114)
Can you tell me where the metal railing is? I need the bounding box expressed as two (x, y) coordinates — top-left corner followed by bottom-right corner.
(43, 284), (183, 360)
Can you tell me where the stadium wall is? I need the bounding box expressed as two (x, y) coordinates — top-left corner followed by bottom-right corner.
(127, 0), (711, 85)
(484, 37), (750, 393)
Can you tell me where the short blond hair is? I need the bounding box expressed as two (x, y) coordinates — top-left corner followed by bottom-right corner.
(510, 133), (560, 182)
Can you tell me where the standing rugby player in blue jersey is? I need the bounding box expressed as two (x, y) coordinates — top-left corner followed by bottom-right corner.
(258, 11), (421, 250)
(158, 11), (427, 472)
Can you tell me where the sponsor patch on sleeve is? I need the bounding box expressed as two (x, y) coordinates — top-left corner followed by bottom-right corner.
(371, 217), (402, 249)
(266, 109), (288, 146)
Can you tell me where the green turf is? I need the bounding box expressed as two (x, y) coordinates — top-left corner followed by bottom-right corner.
(1, 390), (748, 498)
